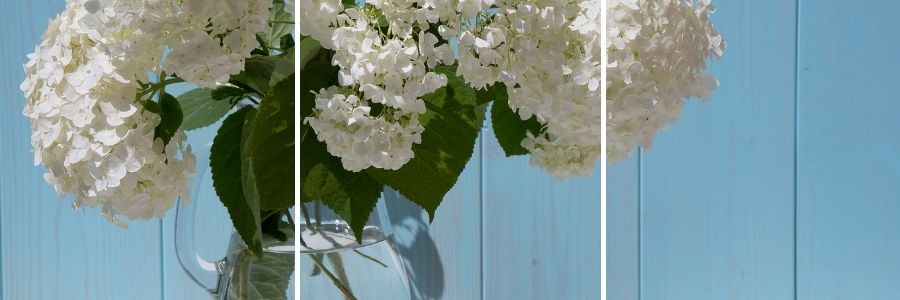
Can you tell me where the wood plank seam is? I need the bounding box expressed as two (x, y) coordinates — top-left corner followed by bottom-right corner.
(792, 1), (801, 299)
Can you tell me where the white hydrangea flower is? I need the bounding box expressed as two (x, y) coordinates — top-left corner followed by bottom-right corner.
(456, 0), (602, 178)
(78, 0), (273, 88)
(607, 0), (725, 162)
(303, 0), (459, 171)
(522, 132), (602, 179)
(298, 0), (344, 49)
(22, 0), (199, 225)
(301, 0), (607, 178)
(305, 87), (424, 171)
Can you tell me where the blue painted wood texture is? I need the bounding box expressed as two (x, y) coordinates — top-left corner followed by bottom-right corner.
(796, 1), (900, 299)
(481, 125), (601, 299)
(609, 0), (900, 299)
(608, 155), (638, 300)
(639, 0), (797, 298)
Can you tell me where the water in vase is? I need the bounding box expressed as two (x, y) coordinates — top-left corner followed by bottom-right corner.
(299, 207), (410, 300)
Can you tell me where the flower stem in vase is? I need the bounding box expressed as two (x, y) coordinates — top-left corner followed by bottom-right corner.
(308, 253), (357, 300)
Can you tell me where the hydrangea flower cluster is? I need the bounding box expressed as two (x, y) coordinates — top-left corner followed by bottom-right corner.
(21, 0), (273, 224)
(301, 0), (602, 178)
(308, 86), (425, 171)
(301, 0), (458, 171)
(79, 0), (272, 88)
(456, 0), (602, 178)
(607, 0), (725, 162)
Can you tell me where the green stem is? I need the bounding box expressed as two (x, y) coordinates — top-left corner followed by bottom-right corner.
(300, 202), (314, 229)
(308, 254), (357, 300)
(138, 77), (185, 97)
(261, 210), (281, 222)
(300, 126), (311, 144)
(326, 252), (355, 300)
(157, 71), (169, 101)
(284, 209), (295, 228)
(269, 20), (295, 24)
(353, 249), (388, 268)
(315, 200), (322, 227)
(298, 204), (312, 249)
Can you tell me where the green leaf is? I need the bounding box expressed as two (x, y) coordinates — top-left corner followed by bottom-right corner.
(211, 107), (263, 256)
(250, 47), (269, 57)
(318, 171), (383, 243)
(143, 99), (160, 113)
(260, 211), (288, 242)
(475, 82), (500, 105)
(241, 109), (260, 214)
(299, 49), (336, 123)
(267, 0), (294, 50)
(298, 36), (321, 71)
(367, 65), (485, 220)
(487, 83), (544, 156)
(254, 34), (270, 54)
(231, 56), (277, 95)
(300, 144), (382, 242)
(299, 101), (345, 200)
(299, 50), (339, 200)
(234, 250), (293, 300)
(229, 228), (295, 300)
(213, 86), (249, 101)
(252, 75), (295, 209)
(280, 34), (295, 51)
(231, 49), (295, 97)
(342, 0), (357, 7)
(154, 93), (183, 145)
(177, 86), (245, 130)
(302, 163), (343, 201)
(269, 48), (295, 88)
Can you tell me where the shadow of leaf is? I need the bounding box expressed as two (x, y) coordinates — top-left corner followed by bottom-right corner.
(384, 189), (445, 300)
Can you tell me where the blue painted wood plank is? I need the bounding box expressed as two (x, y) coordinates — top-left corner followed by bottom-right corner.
(0, 1), (165, 299)
(797, 1), (900, 299)
(608, 155), (639, 300)
(385, 135), (483, 300)
(482, 126), (601, 299)
(638, 0), (797, 298)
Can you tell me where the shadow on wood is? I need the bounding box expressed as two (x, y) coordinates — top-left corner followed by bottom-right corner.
(385, 189), (446, 300)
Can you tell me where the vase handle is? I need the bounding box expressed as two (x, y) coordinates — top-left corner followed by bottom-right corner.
(175, 195), (225, 294)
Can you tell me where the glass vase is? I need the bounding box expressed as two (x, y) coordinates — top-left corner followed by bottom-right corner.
(174, 130), (295, 300)
(299, 198), (411, 299)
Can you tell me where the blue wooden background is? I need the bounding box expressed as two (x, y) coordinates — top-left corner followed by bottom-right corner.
(8, 0), (899, 299)
(610, 0), (900, 299)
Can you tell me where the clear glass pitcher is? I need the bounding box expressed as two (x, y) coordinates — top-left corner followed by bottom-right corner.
(175, 128), (295, 300)
(299, 196), (411, 299)
(175, 195), (295, 300)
